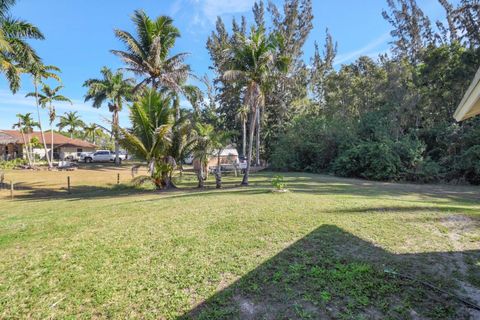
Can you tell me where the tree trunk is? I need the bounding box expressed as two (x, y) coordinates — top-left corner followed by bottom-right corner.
(113, 109), (120, 166)
(49, 103), (55, 162)
(50, 124), (54, 161)
(242, 108), (257, 186)
(197, 166), (205, 188)
(242, 118), (247, 157)
(216, 151), (222, 189)
(34, 81), (52, 168)
(255, 106), (261, 166)
(27, 132), (35, 165)
(20, 131), (32, 166)
(174, 95), (180, 122)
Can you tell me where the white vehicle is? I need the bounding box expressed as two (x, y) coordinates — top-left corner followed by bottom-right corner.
(81, 150), (127, 163)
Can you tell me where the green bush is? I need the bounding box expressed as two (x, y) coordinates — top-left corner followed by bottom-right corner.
(271, 175), (287, 190)
(402, 158), (443, 183)
(459, 145), (480, 185)
(0, 159), (27, 170)
(333, 140), (402, 181)
(270, 117), (353, 172)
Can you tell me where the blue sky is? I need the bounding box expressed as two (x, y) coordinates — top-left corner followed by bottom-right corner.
(0, 0), (455, 130)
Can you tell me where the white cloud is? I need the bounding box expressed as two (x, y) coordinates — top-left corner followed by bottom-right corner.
(169, 0), (183, 16)
(334, 32), (391, 66)
(0, 90), (103, 114)
(186, 0), (255, 26)
(0, 90), (118, 128)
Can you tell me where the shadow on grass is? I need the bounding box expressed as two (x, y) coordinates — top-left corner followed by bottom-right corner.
(5, 171), (480, 205)
(179, 225), (480, 319)
(325, 206), (480, 217)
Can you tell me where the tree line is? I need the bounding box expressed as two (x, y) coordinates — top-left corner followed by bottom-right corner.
(207, 0), (480, 185)
(2, 0), (480, 186)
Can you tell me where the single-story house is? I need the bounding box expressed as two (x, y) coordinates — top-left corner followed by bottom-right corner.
(454, 66), (480, 121)
(0, 130), (96, 161)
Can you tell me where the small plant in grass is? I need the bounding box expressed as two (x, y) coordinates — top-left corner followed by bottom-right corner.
(271, 175), (288, 192)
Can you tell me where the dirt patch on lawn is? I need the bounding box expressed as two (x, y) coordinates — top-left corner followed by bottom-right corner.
(440, 214), (480, 319)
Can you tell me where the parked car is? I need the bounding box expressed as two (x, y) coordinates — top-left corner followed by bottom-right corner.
(80, 150), (127, 163)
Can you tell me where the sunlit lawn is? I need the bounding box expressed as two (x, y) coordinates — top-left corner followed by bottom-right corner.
(0, 164), (479, 319)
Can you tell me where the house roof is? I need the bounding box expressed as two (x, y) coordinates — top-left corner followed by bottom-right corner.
(0, 130), (96, 148)
(454, 66), (480, 121)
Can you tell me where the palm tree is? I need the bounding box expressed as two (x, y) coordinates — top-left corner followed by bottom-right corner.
(111, 10), (189, 92)
(169, 110), (197, 174)
(12, 113), (39, 166)
(192, 123), (216, 188)
(117, 89), (174, 190)
(236, 104), (249, 157)
(27, 84), (71, 161)
(82, 123), (101, 144)
(0, 0), (44, 93)
(57, 111), (85, 138)
(83, 67), (134, 166)
(163, 83), (202, 122)
(24, 62), (60, 168)
(223, 27), (287, 185)
(212, 131), (232, 189)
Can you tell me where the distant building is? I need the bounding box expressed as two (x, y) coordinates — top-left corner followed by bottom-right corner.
(454, 67), (480, 121)
(193, 145), (240, 171)
(0, 130), (96, 161)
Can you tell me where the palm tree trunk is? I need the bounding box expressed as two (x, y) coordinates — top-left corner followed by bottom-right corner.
(49, 104), (54, 162)
(242, 118), (247, 157)
(34, 80), (52, 168)
(113, 108), (120, 166)
(197, 162), (205, 188)
(216, 151), (222, 189)
(242, 108), (257, 186)
(174, 95), (180, 122)
(255, 106), (261, 166)
(26, 132), (35, 165)
(20, 131), (32, 166)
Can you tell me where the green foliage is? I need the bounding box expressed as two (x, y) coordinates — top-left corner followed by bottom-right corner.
(333, 140), (402, 181)
(119, 89), (175, 189)
(271, 175), (286, 190)
(270, 117), (352, 173)
(459, 145), (480, 185)
(0, 158), (27, 169)
(271, 41), (480, 184)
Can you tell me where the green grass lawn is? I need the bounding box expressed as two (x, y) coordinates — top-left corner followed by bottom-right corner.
(0, 167), (479, 319)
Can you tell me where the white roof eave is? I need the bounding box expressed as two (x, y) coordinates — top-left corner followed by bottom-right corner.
(454, 66), (480, 121)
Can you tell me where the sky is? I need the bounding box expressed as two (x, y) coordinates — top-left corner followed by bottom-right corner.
(0, 0), (455, 130)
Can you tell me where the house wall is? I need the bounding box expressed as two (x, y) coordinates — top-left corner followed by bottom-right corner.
(32, 147), (47, 160)
(59, 147), (95, 160)
(31, 146), (96, 160)
(1, 143), (22, 160)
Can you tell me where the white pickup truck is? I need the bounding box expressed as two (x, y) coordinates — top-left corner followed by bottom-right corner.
(80, 150), (127, 163)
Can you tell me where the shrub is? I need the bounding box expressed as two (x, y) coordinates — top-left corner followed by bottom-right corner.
(0, 159), (27, 170)
(333, 140), (402, 181)
(402, 158), (443, 183)
(459, 145), (480, 185)
(271, 175), (287, 190)
(270, 117), (353, 172)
